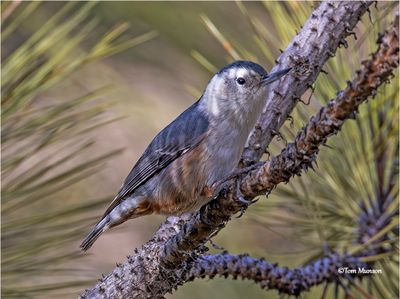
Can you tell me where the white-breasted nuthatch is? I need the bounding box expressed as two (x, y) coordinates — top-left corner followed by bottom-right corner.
(81, 61), (291, 250)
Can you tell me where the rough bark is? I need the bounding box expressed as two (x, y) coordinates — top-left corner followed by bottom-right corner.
(240, 1), (373, 166)
(79, 2), (391, 298)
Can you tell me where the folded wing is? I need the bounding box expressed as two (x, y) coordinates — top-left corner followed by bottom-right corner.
(102, 100), (209, 218)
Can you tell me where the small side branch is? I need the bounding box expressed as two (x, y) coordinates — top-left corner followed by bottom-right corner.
(187, 253), (365, 296)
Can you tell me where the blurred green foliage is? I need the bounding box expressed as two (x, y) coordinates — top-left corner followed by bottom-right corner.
(1, 2), (155, 298)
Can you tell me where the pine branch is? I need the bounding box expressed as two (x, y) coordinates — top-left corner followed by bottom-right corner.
(184, 12), (399, 296)
(187, 252), (366, 296)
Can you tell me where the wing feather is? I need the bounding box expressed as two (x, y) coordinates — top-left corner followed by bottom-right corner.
(102, 100), (209, 217)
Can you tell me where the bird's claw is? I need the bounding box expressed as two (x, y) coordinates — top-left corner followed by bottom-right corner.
(212, 162), (263, 200)
(211, 182), (228, 200)
(237, 195), (259, 206)
(235, 207), (246, 218)
(233, 162), (263, 178)
(209, 239), (225, 250)
(235, 180), (258, 207)
(234, 182), (258, 218)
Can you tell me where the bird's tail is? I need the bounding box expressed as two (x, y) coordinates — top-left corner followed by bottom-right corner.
(80, 217), (110, 251)
(80, 196), (152, 251)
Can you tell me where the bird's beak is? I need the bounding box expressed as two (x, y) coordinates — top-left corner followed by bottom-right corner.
(262, 67), (292, 85)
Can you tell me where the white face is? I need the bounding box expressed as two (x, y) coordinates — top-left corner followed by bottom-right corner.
(203, 67), (267, 118)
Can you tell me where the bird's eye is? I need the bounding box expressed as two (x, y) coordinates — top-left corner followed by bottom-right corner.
(236, 77), (246, 85)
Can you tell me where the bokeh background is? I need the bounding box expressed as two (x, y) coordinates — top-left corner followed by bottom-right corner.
(2, 2), (398, 299)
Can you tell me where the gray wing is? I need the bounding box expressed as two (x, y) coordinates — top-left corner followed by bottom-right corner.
(102, 100), (209, 217)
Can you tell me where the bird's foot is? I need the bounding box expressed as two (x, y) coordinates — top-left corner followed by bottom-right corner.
(235, 179), (258, 206)
(226, 162), (264, 183)
(210, 181), (230, 200)
(211, 162), (263, 200)
(234, 180), (258, 219)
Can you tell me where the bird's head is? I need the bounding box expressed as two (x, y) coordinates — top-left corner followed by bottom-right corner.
(202, 61), (291, 119)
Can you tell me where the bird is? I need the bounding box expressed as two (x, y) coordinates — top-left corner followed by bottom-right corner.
(80, 60), (291, 251)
